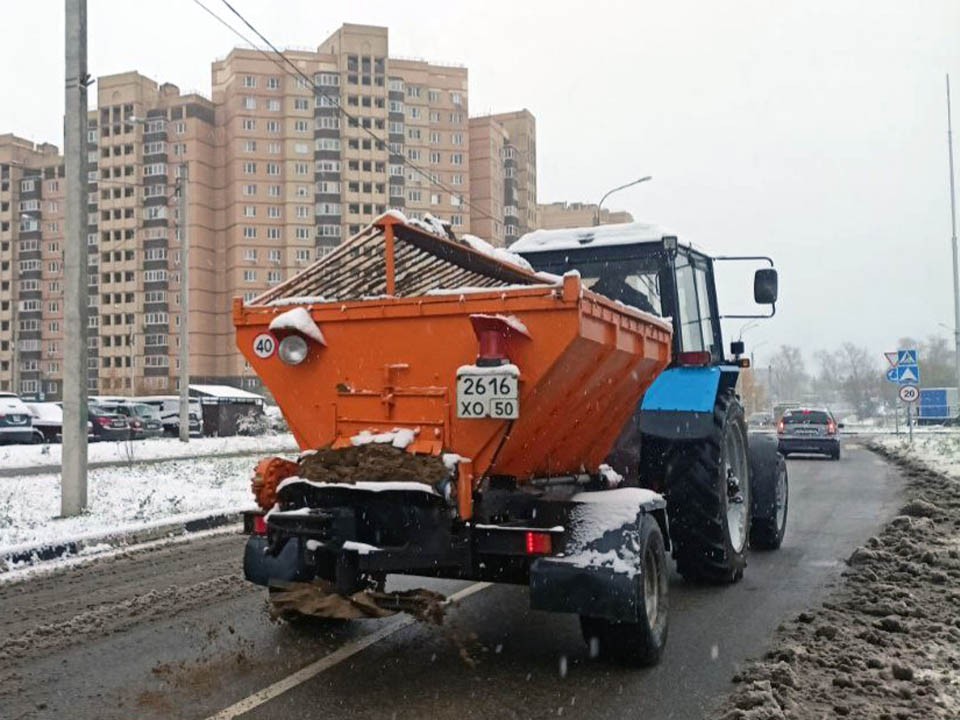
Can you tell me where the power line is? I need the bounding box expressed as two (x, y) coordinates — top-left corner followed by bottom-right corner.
(197, 0), (500, 225)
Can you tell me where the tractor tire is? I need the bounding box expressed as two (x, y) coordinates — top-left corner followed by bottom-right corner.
(662, 392), (750, 584)
(579, 514), (669, 667)
(747, 433), (788, 551)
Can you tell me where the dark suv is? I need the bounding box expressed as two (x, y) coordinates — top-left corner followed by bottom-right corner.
(777, 407), (842, 460)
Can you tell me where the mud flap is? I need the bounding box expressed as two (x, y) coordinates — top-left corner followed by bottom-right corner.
(243, 536), (313, 587)
(529, 558), (641, 623)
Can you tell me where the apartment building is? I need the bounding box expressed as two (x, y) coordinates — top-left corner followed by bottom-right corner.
(0, 135), (65, 397)
(467, 110), (537, 246)
(537, 201), (634, 230)
(1, 24), (535, 398)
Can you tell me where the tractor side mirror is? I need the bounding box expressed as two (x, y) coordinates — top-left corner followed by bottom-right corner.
(754, 268), (778, 304)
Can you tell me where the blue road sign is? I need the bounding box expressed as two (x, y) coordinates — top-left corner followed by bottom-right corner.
(897, 349), (918, 366)
(897, 365), (920, 385)
(885, 367), (899, 383)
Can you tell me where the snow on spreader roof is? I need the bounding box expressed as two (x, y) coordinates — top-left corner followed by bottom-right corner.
(250, 212), (551, 305)
(511, 221), (676, 253)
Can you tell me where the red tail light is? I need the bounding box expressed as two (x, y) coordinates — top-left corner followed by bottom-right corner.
(777, 420), (785, 433)
(253, 515), (268, 535)
(96, 416), (112, 427)
(676, 351), (712, 367)
(525, 531), (552, 555)
(826, 420), (836, 435)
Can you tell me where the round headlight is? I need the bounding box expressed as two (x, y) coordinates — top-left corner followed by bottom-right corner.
(278, 335), (309, 365)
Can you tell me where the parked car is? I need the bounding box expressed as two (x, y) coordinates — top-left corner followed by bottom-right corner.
(0, 392), (37, 445)
(27, 402), (95, 443)
(87, 404), (133, 442)
(777, 407), (842, 460)
(98, 403), (163, 440)
(135, 396), (204, 437)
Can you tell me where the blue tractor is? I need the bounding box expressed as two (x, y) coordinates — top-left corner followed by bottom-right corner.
(514, 222), (788, 583)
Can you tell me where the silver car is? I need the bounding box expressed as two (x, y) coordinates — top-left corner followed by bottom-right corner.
(777, 407), (842, 460)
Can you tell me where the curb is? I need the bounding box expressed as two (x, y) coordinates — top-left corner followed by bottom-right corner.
(0, 511), (242, 573)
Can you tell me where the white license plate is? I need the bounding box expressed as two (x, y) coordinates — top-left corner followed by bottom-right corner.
(456, 373), (519, 419)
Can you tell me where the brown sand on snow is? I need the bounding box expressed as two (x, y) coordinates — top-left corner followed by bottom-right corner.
(297, 444), (448, 487)
(714, 446), (960, 720)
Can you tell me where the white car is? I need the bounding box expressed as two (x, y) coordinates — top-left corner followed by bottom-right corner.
(0, 393), (39, 445)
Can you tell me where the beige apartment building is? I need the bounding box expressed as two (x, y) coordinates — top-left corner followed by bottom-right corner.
(537, 201), (634, 230)
(467, 110), (537, 247)
(0, 23), (535, 399)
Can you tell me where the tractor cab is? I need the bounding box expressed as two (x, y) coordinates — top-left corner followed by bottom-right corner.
(511, 221), (778, 367)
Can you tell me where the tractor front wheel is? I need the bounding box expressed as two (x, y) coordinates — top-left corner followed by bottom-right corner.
(662, 392), (751, 584)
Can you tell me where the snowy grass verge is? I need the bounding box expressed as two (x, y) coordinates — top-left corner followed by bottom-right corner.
(0, 452), (274, 563)
(871, 434), (960, 480)
(0, 433), (297, 473)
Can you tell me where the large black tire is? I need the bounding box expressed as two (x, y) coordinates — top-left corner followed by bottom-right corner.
(579, 514), (669, 667)
(747, 433), (788, 550)
(662, 392), (750, 584)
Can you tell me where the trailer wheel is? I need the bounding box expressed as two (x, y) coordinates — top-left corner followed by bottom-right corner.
(579, 514), (669, 667)
(747, 433), (788, 551)
(663, 392), (750, 583)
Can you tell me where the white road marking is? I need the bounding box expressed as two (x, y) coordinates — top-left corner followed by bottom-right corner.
(205, 581), (491, 720)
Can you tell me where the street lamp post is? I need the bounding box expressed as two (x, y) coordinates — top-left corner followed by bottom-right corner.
(946, 75), (960, 398)
(594, 176), (652, 226)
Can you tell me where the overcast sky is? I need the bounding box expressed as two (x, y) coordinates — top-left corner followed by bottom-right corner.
(2, 1), (959, 370)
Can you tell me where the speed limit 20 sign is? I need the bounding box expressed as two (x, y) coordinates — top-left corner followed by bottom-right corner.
(898, 385), (919, 404)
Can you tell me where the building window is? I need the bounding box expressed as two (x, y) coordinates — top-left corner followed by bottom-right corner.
(451, 153), (464, 166)
(243, 75), (257, 88)
(317, 73), (340, 86)
(267, 99), (281, 112)
(450, 92), (462, 106)
(243, 184), (257, 196)
(267, 206), (281, 218)
(267, 76), (280, 89)
(452, 133), (463, 145)
(266, 163), (281, 176)
(268, 185), (282, 197)
(294, 98), (309, 111)
(294, 227), (311, 240)
(243, 270), (257, 282)
(407, 190), (422, 203)
(243, 226), (257, 239)
(242, 118), (256, 131)
(407, 149), (421, 161)
(244, 97), (256, 110)
(244, 248), (258, 261)
(268, 249), (282, 263)
(267, 227), (281, 239)
(296, 249), (311, 262)
(267, 120), (280, 134)
(243, 205), (256, 217)
(429, 151), (441, 164)
(243, 140), (257, 152)
(243, 162), (257, 174)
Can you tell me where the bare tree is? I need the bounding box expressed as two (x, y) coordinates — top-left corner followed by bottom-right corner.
(768, 345), (808, 402)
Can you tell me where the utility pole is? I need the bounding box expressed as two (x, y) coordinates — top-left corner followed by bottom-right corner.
(61, 0), (89, 517)
(177, 164), (190, 442)
(947, 75), (960, 403)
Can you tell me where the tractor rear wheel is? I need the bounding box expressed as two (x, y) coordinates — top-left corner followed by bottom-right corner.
(662, 392), (750, 583)
(579, 514), (669, 666)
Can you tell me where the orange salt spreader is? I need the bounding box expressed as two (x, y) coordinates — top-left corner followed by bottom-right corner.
(235, 213), (672, 520)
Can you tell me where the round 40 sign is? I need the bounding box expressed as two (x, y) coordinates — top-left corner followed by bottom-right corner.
(898, 385), (920, 403)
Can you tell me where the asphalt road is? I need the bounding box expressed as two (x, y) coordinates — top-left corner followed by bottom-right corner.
(0, 443), (905, 720)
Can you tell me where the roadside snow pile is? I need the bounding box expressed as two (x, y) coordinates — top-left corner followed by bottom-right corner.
(0, 434), (297, 473)
(0, 454), (259, 558)
(712, 443), (960, 720)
